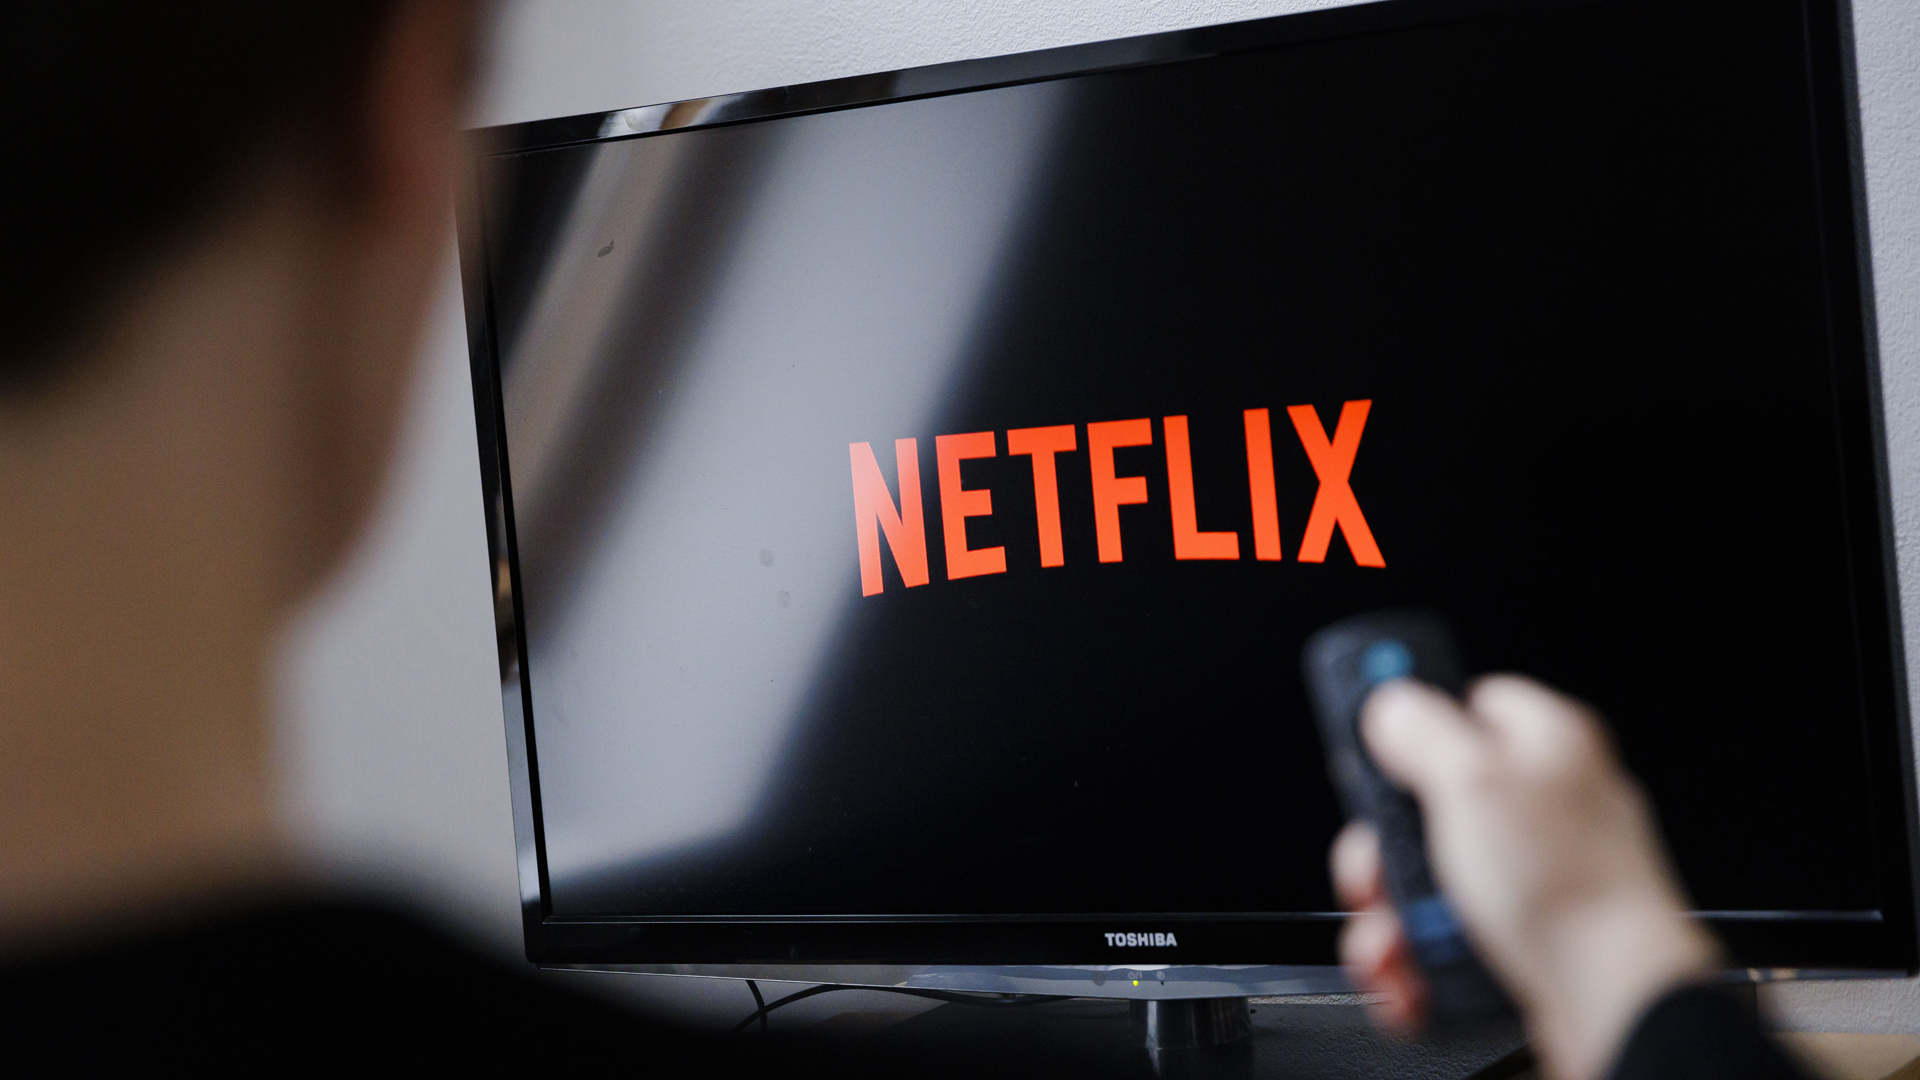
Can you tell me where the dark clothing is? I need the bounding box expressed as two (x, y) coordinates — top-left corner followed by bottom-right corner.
(1, 902), (1814, 1077)
(0, 902), (733, 1072)
(1610, 984), (1810, 1080)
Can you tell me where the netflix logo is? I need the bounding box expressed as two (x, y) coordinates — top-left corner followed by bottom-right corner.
(848, 400), (1385, 597)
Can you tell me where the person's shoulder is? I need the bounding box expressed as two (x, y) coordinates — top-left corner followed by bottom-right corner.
(0, 899), (706, 1070)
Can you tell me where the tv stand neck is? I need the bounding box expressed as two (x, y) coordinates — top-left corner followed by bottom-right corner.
(1130, 997), (1253, 1049)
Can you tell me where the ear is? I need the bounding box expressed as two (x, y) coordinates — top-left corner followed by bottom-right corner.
(363, 0), (484, 232)
(284, 0), (485, 601)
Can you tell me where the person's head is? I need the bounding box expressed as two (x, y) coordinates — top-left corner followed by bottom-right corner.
(0, 0), (485, 935)
(4, 1), (482, 595)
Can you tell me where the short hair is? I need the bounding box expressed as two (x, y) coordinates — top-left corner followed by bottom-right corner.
(0, 2), (399, 389)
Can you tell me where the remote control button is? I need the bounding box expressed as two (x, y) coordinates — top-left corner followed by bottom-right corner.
(1402, 896), (1471, 965)
(1360, 638), (1415, 687)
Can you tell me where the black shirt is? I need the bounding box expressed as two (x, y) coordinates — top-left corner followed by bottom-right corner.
(3, 902), (718, 1072)
(1609, 984), (1810, 1080)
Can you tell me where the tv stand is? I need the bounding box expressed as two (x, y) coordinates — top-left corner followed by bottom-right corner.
(1130, 997), (1253, 1048)
(874, 994), (1529, 1077)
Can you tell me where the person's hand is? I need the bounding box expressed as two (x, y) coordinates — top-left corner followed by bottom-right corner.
(1330, 675), (1722, 1080)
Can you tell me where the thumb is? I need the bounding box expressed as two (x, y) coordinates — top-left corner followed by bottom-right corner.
(1360, 679), (1487, 804)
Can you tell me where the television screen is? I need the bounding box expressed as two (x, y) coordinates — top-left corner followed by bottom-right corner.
(459, 0), (1915, 971)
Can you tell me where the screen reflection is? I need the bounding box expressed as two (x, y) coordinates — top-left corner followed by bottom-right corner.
(487, 82), (1072, 902)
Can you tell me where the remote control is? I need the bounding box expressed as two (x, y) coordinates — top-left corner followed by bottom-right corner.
(1302, 610), (1513, 1024)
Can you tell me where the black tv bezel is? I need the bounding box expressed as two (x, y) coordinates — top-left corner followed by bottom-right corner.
(455, 0), (1919, 972)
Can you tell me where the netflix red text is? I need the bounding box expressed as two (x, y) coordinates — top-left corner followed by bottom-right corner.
(849, 400), (1384, 597)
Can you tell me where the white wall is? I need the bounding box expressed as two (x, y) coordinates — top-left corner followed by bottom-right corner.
(275, 0), (1920, 1032)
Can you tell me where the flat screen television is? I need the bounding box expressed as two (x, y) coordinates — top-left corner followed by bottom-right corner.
(456, 0), (1918, 992)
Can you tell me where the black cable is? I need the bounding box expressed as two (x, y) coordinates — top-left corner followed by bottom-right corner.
(730, 983), (1073, 1036)
(745, 980), (768, 1036)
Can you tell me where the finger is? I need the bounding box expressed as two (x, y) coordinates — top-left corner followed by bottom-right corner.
(1467, 674), (1612, 770)
(1369, 961), (1430, 1035)
(1330, 821), (1385, 911)
(1340, 906), (1427, 1034)
(1360, 679), (1487, 803)
(1339, 906), (1404, 989)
